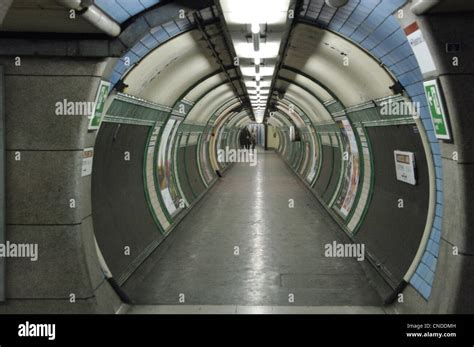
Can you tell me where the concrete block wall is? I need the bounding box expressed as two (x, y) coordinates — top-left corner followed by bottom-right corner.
(0, 57), (121, 313)
(390, 9), (474, 313)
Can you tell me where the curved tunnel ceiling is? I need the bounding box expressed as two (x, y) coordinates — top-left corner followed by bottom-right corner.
(279, 69), (333, 103)
(123, 30), (224, 107)
(3, 0), (473, 319)
(275, 82), (333, 124)
(284, 24), (395, 107)
(274, 100), (308, 128)
(119, 20), (400, 129)
(185, 73), (229, 102)
(185, 85), (236, 125)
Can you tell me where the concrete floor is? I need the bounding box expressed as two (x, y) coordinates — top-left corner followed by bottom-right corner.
(122, 150), (383, 308)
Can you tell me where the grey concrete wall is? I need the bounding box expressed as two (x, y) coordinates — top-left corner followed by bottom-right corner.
(391, 8), (474, 313)
(0, 65), (5, 301)
(0, 56), (121, 313)
(177, 144), (195, 203)
(0, 0), (13, 24)
(356, 125), (429, 285)
(314, 145), (334, 196)
(92, 122), (164, 282)
(185, 144), (206, 198)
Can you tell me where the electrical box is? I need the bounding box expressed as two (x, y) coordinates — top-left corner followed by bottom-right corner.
(394, 150), (416, 185)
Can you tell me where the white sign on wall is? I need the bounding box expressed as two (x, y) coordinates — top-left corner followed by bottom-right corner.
(81, 147), (94, 177)
(394, 150), (416, 185)
(404, 21), (437, 75)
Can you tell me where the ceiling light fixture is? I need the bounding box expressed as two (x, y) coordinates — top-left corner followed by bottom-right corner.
(219, 0), (291, 124)
(251, 22), (260, 34)
(220, 0), (291, 25)
(253, 34), (260, 52)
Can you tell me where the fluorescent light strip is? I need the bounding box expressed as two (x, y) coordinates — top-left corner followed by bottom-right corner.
(219, 0), (291, 123)
(251, 22), (260, 34)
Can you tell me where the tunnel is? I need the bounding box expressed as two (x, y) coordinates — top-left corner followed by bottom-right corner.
(0, 0), (473, 318)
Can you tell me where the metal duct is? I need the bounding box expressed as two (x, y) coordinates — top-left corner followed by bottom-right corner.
(324, 0), (349, 9)
(56, 0), (121, 37)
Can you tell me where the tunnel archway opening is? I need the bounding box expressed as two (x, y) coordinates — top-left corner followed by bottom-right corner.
(90, 3), (435, 311)
(2, 0), (473, 315)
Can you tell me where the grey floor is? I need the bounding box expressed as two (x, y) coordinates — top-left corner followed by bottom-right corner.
(122, 150), (383, 309)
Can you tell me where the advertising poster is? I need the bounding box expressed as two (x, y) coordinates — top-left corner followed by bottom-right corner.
(306, 131), (319, 183)
(334, 119), (360, 218)
(167, 120), (182, 213)
(301, 141), (310, 175)
(157, 119), (182, 216)
(200, 132), (214, 184)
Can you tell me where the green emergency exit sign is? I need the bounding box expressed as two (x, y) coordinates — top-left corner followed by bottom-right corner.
(88, 80), (111, 130)
(423, 79), (450, 140)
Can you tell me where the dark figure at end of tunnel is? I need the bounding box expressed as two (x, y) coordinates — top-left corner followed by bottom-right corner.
(250, 130), (256, 150)
(240, 127), (251, 149)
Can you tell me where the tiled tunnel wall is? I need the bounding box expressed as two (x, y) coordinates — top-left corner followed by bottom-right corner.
(92, 95), (236, 284)
(285, 0), (442, 300)
(93, 0), (441, 303)
(276, 97), (432, 292)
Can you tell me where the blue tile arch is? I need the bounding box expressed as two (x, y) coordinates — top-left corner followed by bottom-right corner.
(101, 0), (444, 300)
(299, 0), (443, 300)
(94, 0), (162, 24)
(108, 16), (197, 88)
(106, 6), (222, 88)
